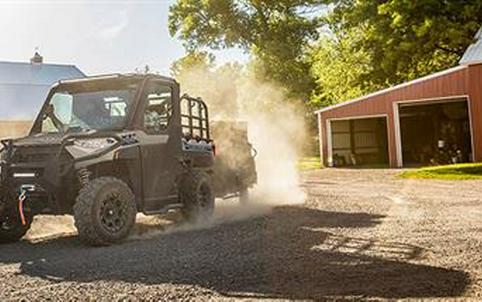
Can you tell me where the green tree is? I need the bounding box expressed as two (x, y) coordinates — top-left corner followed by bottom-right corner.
(171, 51), (215, 77)
(311, 0), (482, 107)
(168, 0), (326, 99)
(169, 0), (482, 109)
(309, 27), (379, 107)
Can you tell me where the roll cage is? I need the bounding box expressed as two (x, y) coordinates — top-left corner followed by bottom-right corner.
(29, 74), (211, 142)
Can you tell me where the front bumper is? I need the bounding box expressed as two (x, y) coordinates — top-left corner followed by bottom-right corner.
(0, 157), (72, 215)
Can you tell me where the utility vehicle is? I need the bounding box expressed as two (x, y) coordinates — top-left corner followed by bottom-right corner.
(0, 74), (257, 246)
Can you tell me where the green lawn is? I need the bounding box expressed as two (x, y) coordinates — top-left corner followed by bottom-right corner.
(399, 163), (482, 180)
(298, 157), (322, 171)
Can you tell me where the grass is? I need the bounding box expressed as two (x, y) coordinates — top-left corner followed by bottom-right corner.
(399, 163), (482, 180)
(298, 156), (322, 171)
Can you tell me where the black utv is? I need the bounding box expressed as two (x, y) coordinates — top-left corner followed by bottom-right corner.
(0, 74), (257, 246)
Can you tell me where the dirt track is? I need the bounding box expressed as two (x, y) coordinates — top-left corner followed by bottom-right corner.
(0, 169), (481, 301)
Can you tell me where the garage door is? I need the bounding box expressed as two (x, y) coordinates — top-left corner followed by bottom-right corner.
(398, 98), (472, 166)
(330, 117), (389, 166)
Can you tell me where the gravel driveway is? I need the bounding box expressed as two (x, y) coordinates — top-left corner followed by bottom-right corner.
(0, 168), (480, 301)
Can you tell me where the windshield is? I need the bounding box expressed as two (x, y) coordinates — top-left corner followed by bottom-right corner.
(40, 86), (137, 134)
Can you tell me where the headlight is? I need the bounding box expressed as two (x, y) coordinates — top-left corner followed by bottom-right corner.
(66, 137), (117, 158)
(73, 138), (117, 150)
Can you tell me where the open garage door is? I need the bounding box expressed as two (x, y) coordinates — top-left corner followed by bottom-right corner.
(398, 98), (473, 166)
(329, 117), (389, 167)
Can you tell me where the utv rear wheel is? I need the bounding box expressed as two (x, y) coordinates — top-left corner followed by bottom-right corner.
(0, 211), (32, 244)
(180, 171), (215, 223)
(74, 177), (136, 246)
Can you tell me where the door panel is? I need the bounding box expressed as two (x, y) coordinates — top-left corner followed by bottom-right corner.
(139, 81), (179, 212)
(140, 133), (179, 210)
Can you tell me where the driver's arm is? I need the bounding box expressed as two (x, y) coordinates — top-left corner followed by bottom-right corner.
(45, 104), (64, 131)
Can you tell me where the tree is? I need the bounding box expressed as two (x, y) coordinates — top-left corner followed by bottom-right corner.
(168, 0), (327, 99)
(171, 51), (215, 77)
(376, 0), (481, 59)
(309, 27), (378, 107)
(169, 0), (482, 109)
(309, 0), (482, 107)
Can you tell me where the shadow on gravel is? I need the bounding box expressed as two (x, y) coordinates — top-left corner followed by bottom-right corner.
(0, 206), (469, 300)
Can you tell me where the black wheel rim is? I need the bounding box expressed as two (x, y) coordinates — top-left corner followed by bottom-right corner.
(99, 193), (128, 233)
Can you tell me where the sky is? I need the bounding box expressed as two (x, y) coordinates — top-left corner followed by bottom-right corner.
(0, 0), (249, 76)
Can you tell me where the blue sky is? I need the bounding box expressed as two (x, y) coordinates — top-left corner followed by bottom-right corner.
(0, 0), (249, 75)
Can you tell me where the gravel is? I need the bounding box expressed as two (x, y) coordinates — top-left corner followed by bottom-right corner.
(0, 168), (480, 301)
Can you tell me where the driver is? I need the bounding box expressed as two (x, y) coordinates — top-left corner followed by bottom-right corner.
(44, 101), (112, 132)
(145, 101), (170, 133)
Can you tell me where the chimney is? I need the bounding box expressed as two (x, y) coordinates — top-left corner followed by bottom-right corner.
(30, 51), (43, 64)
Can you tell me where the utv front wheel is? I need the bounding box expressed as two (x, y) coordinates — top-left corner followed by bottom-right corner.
(74, 177), (136, 246)
(180, 171), (215, 223)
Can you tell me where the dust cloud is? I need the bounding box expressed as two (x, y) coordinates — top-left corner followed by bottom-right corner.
(131, 200), (273, 240)
(132, 65), (308, 240)
(177, 64), (306, 212)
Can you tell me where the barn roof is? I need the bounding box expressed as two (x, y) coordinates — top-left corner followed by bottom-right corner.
(314, 65), (467, 114)
(0, 60), (85, 120)
(315, 25), (482, 115)
(460, 26), (482, 65)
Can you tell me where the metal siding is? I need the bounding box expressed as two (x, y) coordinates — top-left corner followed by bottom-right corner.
(320, 67), (470, 167)
(319, 113), (327, 166)
(468, 64), (482, 161)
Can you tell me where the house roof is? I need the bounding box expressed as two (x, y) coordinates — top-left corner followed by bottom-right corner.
(314, 65), (467, 114)
(0, 61), (86, 119)
(460, 26), (482, 65)
(0, 61), (85, 86)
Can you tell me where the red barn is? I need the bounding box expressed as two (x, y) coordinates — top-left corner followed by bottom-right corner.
(316, 28), (482, 167)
